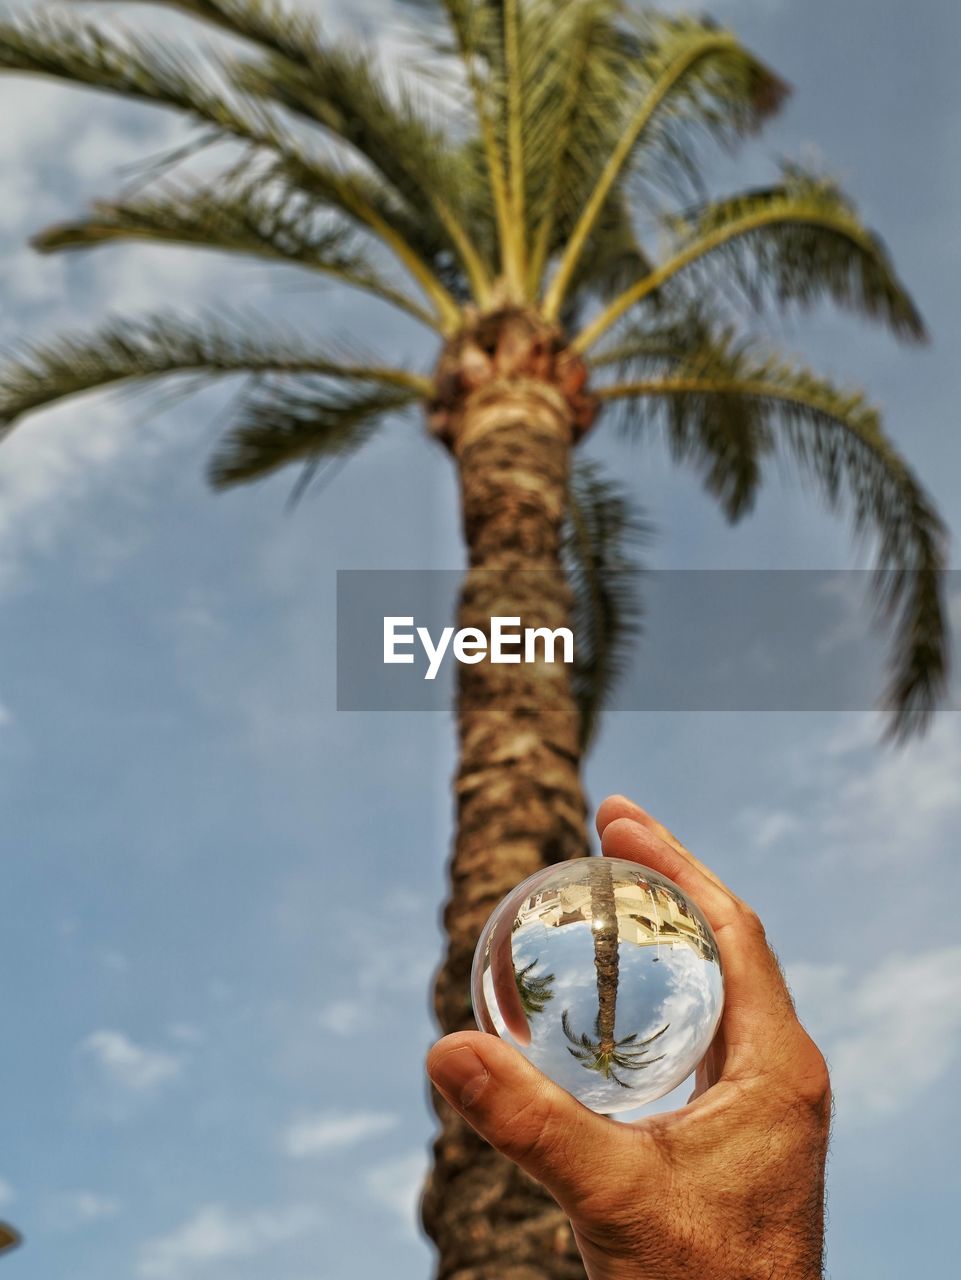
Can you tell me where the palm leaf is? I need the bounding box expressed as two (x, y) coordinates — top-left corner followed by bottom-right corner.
(32, 178), (438, 330)
(588, 310), (714, 373)
(524, 0), (640, 255)
(0, 10), (264, 139)
(0, 312), (430, 436)
(0, 9), (463, 327)
(66, 0), (324, 59)
(560, 189), (659, 332)
(73, 0), (476, 220)
(575, 165), (927, 351)
(563, 457), (650, 749)
(543, 10), (787, 316)
(599, 334), (948, 736)
(207, 381), (418, 490)
(229, 43), (494, 296)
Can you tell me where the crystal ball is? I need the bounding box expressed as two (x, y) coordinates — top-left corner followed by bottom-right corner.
(471, 857), (724, 1114)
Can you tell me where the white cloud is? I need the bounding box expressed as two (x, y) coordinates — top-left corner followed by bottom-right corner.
(138, 1203), (319, 1280)
(0, 700), (11, 728)
(282, 1110), (398, 1157)
(0, 1178), (13, 1208)
(364, 1150), (429, 1240)
(0, 396), (143, 593)
(54, 1191), (121, 1230)
(790, 945), (961, 1122)
(819, 714), (961, 860)
(80, 1030), (183, 1095)
(316, 999), (368, 1036)
(0, 78), (265, 596)
(739, 806), (800, 849)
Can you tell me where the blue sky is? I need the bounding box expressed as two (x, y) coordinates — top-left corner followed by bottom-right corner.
(1, 1), (960, 1277)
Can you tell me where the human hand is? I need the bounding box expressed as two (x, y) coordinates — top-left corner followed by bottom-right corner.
(426, 795), (831, 1280)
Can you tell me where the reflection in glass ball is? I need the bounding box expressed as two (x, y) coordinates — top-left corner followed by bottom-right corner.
(471, 857), (724, 1114)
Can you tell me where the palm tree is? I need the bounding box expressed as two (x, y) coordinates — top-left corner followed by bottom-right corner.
(0, 3), (948, 1275)
(514, 959), (556, 1017)
(560, 859), (667, 1088)
(562, 1010), (668, 1087)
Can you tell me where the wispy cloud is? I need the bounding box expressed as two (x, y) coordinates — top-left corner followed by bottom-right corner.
(790, 945), (961, 1122)
(0, 66), (263, 596)
(0, 397), (144, 593)
(80, 1030), (183, 1095)
(820, 714), (961, 860)
(0, 1178), (13, 1208)
(282, 1110), (399, 1157)
(52, 1191), (121, 1231)
(738, 806), (800, 849)
(364, 1150), (429, 1240)
(317, 999), (368, 1036)
(138, 1203), (319, 1280)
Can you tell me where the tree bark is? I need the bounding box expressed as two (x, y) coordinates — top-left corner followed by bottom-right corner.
(421, 310), (595, 1280)
(590, 860), (620, 1055)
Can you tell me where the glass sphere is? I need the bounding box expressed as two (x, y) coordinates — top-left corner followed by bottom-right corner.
(471, 857), (724, 1114)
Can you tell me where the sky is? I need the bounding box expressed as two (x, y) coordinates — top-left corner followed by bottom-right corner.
(0, 1), (960, 1278)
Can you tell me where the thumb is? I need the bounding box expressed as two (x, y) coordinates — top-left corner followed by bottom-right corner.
(426, 1030), (620, 1211)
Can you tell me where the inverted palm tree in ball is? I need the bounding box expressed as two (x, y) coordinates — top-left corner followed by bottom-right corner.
(0, 2), (948, 1276)
(561, 860), (668, 1089)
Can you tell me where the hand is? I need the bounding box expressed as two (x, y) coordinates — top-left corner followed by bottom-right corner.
(426, 795), (831, 1280)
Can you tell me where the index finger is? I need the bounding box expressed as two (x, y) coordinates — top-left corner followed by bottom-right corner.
(599, 809), (798, 1075)
(596, 795), (729, 892)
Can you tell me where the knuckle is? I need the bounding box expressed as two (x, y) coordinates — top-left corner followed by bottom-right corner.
(793, 1042), (832, 1111)
(736, 901), (767, 939)
(763, 1035), (832, 1120)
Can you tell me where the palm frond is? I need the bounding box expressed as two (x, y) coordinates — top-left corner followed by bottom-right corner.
(32, 178), (439, 330)
(398, 0), (505, 64)
(525, 0), (640, 287)
(207, 380), (418, 489)
(0, 10), (463, 327)
(228, 42), (494, 298)
(560, 190), (657, 332)
(575, 165), (927, 351)
(67, 0), (324, 59)
(0, 10), (262, 139)
(397, 1), (516, 289)
(69, 0), (473, 275)
(0, 312), (431, 436)
(563, 458), (650, 749)
(588, 310), (713, 373)
(561, 1007), (669, 1081)
(260, 154), (463, 326)
(513, 959), (555, 1017)
(599, 334), (948, 736)
(543, 11), (787, 317)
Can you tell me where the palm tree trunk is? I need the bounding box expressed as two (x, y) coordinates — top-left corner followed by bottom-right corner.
(590, 860), (620, 1056)
(421, 310), (595, 1280)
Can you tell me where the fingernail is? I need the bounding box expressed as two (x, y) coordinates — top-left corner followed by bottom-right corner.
(429, 1047), (490, 1108)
